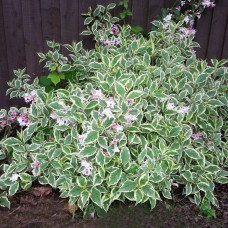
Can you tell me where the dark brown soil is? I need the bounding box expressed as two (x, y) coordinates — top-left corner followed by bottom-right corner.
(0, 184), (227, 228)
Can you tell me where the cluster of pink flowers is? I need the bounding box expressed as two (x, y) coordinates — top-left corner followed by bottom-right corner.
(166, 101), (190, 114)
(101, 108), (115, 119)
(90, 89), (104, 100)
(24, 90), (37, 103)
(179, 26), (196, 37)
(99, 24), (121, 47)
(111, 123), (123, 132)
(110, 24), (119, 36)
(190, 132), (203, 139)
(100, 37), (121, 47)
(50, 112), (69, 126)
(17, 112), (31, 127)
(202, 0), (215, 8)
(81, 160), (92, 176)
(31, 160), (40, 169)
(124, 113), (137, 124)
(112, 138), (120, 153)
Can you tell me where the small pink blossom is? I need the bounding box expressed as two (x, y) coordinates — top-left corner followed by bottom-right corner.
(167, 102), (176, 111)
(32, 160), (40, 169)
(102, 108), (115, 119)
(202, 0), (215, 8)
(124, 113), (137, 123)
(24, 90), (37, 103)
(17, 113), (31, 127)
(113, 145), (120, 153)
(0, 114), (5, 119)
(176, 6), (181, 11)
(111, 123), (123, 132)
(177, 106), (190, 114)
(112, 138), (119, 145)
(0, 121), (7, 127)
(91, 89), (104, 100)
(164, 14), (172, 22)
(191, 132), (203, 139)
(128, 100), (135, 106)
(110, 24), (119, 36)
(81, 160), (92, 176)
(181, 1), (185, 6)
(106, 98), (115, 109)
(10, 173), (20, 182)
(78, 134), (86, 144)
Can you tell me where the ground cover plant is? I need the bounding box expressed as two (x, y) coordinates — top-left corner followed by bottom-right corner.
(0, 2), (227, 219)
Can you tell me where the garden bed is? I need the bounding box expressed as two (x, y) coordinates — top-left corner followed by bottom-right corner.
(0, 183), (227, 228)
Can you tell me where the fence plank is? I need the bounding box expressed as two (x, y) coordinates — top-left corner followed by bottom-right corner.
(206, 4), (228, 61)
(195, 8), (214, 60)
(60, 0), (79, 47)
(40, 0), (61, 52)
(222, 20), (228, 60)
(131, 0), (149, 33)
(0, 0), (10, 109)
(22, 0), (44, 78)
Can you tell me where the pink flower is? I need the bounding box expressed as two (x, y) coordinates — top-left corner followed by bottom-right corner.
(91, 89), (104, 100)
(24, 90), (37, 103)
(124, 113), (137, 123)
(111, 123), (123, 132)
(0, 121), (7, 127)
(78, 134), (86, 144)
(106, 98), (115, 109)
(17, 113), (31, 127)
(167, 102), (176, 111)
(191, 132), (203, 139)
(110, 24), (119, 36)
(102, 108), (115, 119)
(0, 114), (5, 119)
(112, 138), (119, 145)
(176, 6), (181, 11)
(164, 14), (172, 22)
(202, 0), (215, 8)
(81, 160), (92, 176)
(32, 160), (40, 169)
(10, 173), (20, 182)
(128, 100), (135, 106)
(181, 1), (185, 6)
(177, 106), (190, 114)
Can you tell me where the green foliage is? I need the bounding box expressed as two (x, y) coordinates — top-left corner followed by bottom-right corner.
(0, 3), (227, 219)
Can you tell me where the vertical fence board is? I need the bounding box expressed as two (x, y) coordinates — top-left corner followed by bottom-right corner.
(195, 9), (214, 59)
(22, 0), (44, 78)
(40, 0), (61, 52)
(0, 0), (10, 109)
(131, 0), (149, 33)
(206, 4), (228, 61)
(60, 0), (79, 46)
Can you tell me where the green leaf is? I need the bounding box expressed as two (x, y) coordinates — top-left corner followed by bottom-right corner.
(170, 127), (181, 137)
(39, 76), (52, 86)
(131, 25), (143, 34)
(215, 177), (228, 184)
(121, 147), (131, 166)
(84, 131), (99, 144)
(195, 73), (208, 84)
(28, 143), (41, 151)
(107, 3), (116, 10)
(61, 64), (71, 71)
(0, 195), (10, 208)
(127, 90), (144, 100)
(48, 72), (61, 85)
(9, 181), (19, 196)
(141, 184), (155, 197)
(79, 190), (90, 209)
(23, 122), (38, 142)
(79, 146), (97, 157)
(115, 81), (126, 98)
(69, 186), (83, 197)
(91, 187), (102, 207)
(84, 17), (93, 25)
(108, 168), (122, 186)
(185, 148), (201, 160)
(4, 137), (22, 146)
(20, 173), (32, 183)
(96, 151), (105, 167)
(120, 180), (136, 192)
(89, 62), (102, 70)
(208, 99), (224, 107)
(71, 95), (83, 108)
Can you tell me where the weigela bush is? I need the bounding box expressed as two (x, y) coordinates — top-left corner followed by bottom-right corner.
(0, 3), (227, 218)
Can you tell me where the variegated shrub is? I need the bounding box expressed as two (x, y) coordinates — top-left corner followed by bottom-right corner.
(0, 3), (227, 218)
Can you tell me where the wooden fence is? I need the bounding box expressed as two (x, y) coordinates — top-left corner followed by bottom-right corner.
(0, 0), (228, 109)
